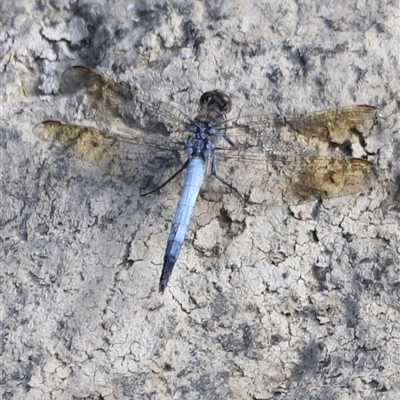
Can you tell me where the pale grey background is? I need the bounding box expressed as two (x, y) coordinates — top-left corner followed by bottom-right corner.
(1, 0), (400, 399)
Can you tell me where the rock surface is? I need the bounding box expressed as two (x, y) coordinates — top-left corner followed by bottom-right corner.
(1, 1), (400, 399)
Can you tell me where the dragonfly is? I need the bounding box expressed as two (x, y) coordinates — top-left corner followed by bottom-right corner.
(35, 66), (380, 293)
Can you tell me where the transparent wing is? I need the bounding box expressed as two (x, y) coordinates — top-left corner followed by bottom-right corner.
(208, 105), (380, 206)
(36, 67), (380, 204)
(35, 66), (197, 188)
(34, 121), (187, 187)
(60, 66), (191, 136)
(227, 105), (379, 145)
(207, 149), (378, 207)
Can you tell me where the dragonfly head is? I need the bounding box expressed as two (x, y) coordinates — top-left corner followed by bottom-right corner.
(199, 90), (232, 114)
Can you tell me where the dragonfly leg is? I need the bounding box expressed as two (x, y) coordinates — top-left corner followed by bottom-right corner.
(141, 159), (190, 197)
(222, 132), (236, 147)
(211, 157), (246, 201)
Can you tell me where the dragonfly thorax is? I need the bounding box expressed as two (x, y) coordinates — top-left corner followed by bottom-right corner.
(187, 119), (224, 137)
(184, 136), (215, 158)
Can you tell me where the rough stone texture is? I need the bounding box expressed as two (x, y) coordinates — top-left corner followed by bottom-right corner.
(1, 1), (399, 399)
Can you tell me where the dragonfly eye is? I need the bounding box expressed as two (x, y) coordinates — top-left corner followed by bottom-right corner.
(199, 90), (232, 114)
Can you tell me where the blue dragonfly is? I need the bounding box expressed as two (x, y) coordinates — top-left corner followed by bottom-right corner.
(35, 66), (380, 293)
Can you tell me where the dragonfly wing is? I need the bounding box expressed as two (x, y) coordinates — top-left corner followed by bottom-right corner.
(34, 121), (187, 188)
(207, 104), (380, 207)
(208, 148), (378, 207)
(230, 105), (380, 145)
(61, 66), (191, 136)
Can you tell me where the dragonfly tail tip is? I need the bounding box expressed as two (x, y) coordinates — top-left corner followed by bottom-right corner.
(159, 279), (167, 293)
